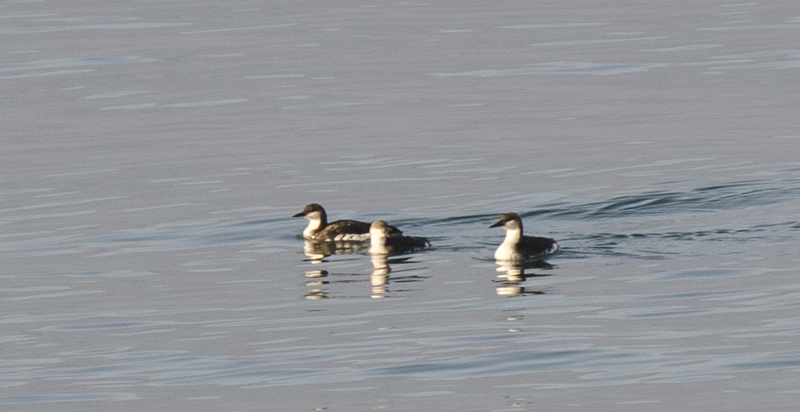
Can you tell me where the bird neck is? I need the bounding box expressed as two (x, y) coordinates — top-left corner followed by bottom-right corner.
(502, 228), (522, 246)
(303, 218), (323, 238)
(369, 230), (388, 254)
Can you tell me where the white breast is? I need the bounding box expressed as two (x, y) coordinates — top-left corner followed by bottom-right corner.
(494, 228), (522, 261)
(302, 218), (322, 239)
(494, 241), (520, 260)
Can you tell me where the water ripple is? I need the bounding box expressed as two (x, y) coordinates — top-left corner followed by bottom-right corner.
(0, 56), (153, 73)
(0, 393), (137, 405)
(430, 62), (666, 77)
(553, 179), (800, 219)
(0, 22), (189, 35)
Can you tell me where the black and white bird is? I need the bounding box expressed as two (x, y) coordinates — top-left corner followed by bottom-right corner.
(293, 203), (401, 241)
(490, 213), (558, 261)
(369, 220), (429, 255)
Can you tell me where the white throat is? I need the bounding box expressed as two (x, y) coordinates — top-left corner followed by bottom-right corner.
(495, 228), (522, 260)
(303, 217), (322, 239)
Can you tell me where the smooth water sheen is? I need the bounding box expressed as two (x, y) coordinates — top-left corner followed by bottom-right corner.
(2, 1), (800, 411)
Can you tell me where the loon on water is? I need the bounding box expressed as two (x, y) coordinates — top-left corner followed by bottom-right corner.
(490, 213), (558, 261)
(293, 203), (401, 241)
(369, 220), (429, 255)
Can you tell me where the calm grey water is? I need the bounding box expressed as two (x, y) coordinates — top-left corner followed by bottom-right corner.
(2, 1), (800, 411)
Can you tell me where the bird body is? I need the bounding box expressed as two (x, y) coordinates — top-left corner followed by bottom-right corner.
(293, 203), (401, 241)
(369, 220), (429, 255)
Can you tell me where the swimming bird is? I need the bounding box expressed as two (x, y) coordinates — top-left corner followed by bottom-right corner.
(293, 203), (401, 241)
(369, 220), (429, 255)
(490, 213), (558, 261)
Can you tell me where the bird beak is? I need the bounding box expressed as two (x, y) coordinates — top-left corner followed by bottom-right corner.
(489, 220), (503, 228)
(293, 211), (306, 218)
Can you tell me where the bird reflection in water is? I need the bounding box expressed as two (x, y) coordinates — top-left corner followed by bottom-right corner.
(370, 255), (390, 299)
(301, 253), (428, 299)
(302, 239), (368, 263)
(494, 260), (553, 297)
(369, 254), (430, 299)
(304, 269), (329, 299)
(300, 220), (430, 298)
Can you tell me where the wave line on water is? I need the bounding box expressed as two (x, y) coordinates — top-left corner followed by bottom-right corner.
(429, 62), (667, 77)
(551, 179), (800, 219)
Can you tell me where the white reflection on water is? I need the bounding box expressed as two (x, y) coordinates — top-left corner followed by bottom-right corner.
(299, 241), (431, 300)
(494, 261), (553, 297)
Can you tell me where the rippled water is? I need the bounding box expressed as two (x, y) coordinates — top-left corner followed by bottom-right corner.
(3, 1), (800, 411)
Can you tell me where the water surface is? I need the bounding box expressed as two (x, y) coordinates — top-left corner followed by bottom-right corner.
(2, 1), (800, 411)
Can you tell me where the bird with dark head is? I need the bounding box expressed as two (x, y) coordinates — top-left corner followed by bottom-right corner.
(293, 203), (402, 241)
(490, 213), (558, 261)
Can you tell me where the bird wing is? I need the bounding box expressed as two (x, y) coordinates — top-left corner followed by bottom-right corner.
(314, 220), (372, 240)
(385, 236), (430, 253)
(518, 236), (558, 255)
